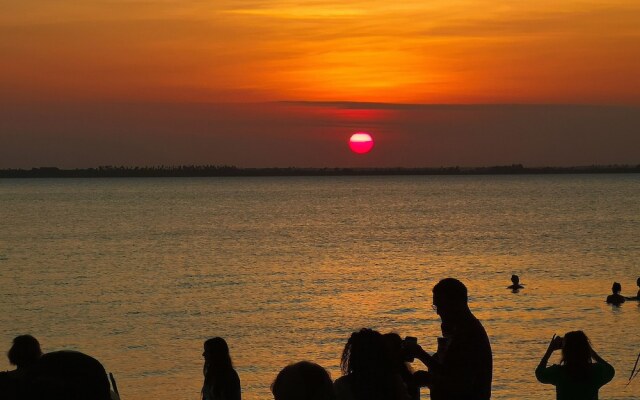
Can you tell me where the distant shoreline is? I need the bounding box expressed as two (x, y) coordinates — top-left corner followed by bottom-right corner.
(1, 164), (639, 178)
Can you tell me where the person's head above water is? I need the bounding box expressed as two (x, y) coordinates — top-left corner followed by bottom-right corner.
(611, 282), (622, 294)
(8, 334), (42, 369)
(511, 275), (520, 285)
(432, 278), (470, 323)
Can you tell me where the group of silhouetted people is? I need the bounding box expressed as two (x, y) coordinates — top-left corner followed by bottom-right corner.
(2, 277), (630, 400)
(198, 278), (620, 400)
(0, 335), (119, 400)
(199, 278), (491, 400)
(508, 274), (640, 307)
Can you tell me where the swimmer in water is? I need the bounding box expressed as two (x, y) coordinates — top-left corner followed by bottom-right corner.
(507, 274), (524, 291)
(625, 277), (639, 300)
(606, 282), (625, 305)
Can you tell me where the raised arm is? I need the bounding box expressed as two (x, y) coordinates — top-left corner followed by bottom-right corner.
(535, 335), (562, 384)
(590, 348), (615, 385)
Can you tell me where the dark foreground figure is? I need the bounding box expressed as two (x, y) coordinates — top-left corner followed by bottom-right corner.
(272, 361), (335, 400)
(407, 278), (493, 400)
(25, 350), (110, 400)
(536, 331), (614, 400)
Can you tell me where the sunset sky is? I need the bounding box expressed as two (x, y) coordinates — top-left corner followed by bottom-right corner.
(1, 0), (639, 167)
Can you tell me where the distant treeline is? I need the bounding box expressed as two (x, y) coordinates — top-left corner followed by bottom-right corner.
(1, 164), (639, 178)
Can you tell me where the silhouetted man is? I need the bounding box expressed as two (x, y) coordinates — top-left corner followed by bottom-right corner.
(407, 278), (493, 400)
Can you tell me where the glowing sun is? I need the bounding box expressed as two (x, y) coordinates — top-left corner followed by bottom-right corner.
(349, 132), (374, 154)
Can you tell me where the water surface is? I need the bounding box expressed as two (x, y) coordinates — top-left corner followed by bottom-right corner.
(1, 175), (638, 399)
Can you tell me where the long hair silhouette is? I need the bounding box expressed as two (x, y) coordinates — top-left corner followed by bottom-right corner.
(339, 328), (404, 400)
(202, 337), (238, 400)
(561, 331), (593, 381)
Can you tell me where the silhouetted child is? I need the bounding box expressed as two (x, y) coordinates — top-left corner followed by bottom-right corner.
(0, 335), (42, 400)
(202, 337), (241, 400)
(271, 361), (335, 400)
(536, 331), (614, 400)
(606, 282), (625, 305)
(507, 274), (524, 291)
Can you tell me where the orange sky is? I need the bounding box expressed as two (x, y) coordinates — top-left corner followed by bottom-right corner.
(2, 0), (640, 104)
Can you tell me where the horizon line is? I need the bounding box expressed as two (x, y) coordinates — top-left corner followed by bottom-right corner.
(2, 164), (639, 178)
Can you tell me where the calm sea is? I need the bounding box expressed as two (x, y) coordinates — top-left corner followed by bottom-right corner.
(1, 175), (638, 400)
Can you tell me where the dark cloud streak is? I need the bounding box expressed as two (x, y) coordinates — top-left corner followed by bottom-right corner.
(1, 102), (638, 168)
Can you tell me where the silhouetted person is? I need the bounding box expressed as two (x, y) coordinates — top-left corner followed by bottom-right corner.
(334, 328), (410, 400)
(406, 278), (493, 400)
(536, 331), (614, 400)
(626, 277), (640, 300)
(507, 274), (524, 292)
(383, 333), (419, 400)
(605, 282), (625, 305)
(23, 350), (111, 400)
(202, 337), (241, 400)
(271, 361), (335, 400)
(0, 335), (42, 400)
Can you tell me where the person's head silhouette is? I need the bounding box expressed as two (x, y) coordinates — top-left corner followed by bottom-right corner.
(340, 328), (391, 376)
(432, 278), (469, 324)
(338, 328), (407, 400)
(611, 282), (621, 294)
(8, 334), (42, 369)
(271, 361), (335, 400)
(511, 275), (520, 285)
(560, 331), (593, 380)
(203, 337), (232, 369)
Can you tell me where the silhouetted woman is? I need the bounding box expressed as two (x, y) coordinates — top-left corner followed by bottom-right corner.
(605, 282), (625, 305)
(202, 337), (241, 400)
(334, 328), (409, 400)
(536, 331), (614, 400)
